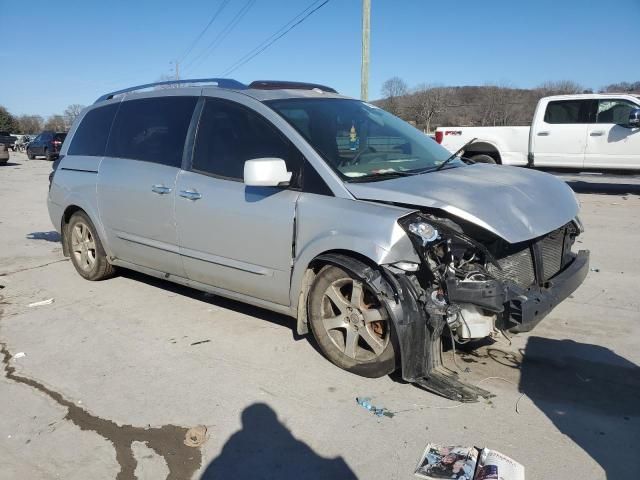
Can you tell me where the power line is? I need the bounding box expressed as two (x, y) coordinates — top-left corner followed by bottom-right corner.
(219, 0), (326, 76)
(177, 0), (231, 65)
(220, 0), (331, 77)
(185, 0), (257, 74)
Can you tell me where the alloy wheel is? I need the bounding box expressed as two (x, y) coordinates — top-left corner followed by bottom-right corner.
(320, 277), (390, 361)
(71, 222), (97, 272)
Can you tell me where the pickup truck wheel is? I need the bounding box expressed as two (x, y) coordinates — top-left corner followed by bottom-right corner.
(67, 212), (115, 281)
(308, 265), (396, 378)
(470, 154), (497, 164)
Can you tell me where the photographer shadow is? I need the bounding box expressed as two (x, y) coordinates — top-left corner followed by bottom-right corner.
(200, 403), (357, 480)
(519, 336), (640, 478)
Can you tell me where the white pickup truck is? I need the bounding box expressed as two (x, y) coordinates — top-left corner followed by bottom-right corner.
(435, 93), (640, 171)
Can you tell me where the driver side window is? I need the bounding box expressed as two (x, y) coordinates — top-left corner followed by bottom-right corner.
(596, 100), (638, 124)
(192, 98), (302, 184)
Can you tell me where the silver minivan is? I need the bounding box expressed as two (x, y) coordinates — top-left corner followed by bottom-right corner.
(48, 79), (589, 401)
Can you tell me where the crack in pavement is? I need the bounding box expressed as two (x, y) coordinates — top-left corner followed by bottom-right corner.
(0, 294), (203, 480)
(0, 258), (69, 277)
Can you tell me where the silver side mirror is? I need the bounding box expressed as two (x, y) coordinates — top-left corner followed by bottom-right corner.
(243, 158), (292, 187)
(626, 108), (640, 128)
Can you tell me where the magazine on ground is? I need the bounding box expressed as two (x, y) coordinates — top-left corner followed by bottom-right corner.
(414, 443), (525, 480)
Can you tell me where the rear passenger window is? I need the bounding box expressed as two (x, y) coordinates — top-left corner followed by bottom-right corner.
(192, 99), (301, 182)
(68, 105), (117, 156)
(543, 100), (595, 124)
(106, 96), (197, 167)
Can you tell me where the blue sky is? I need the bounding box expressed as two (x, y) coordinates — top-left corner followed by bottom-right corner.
(2, 0), (639, 117)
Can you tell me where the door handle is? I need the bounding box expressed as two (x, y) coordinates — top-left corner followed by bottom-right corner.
(179, 189), (202, 200)
(537, 131), (550, 136)
(589, 131), (604, 136)
(151, 184), (172, 194)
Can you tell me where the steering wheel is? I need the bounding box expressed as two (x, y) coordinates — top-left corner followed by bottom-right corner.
(342, 146), (376, 167)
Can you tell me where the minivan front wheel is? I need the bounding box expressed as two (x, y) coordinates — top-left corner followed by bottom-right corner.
(67, 212), (114, 280)
(308, 265), (396, 377)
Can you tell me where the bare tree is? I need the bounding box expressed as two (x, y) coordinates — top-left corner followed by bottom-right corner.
(408, 84), (452, 133)
(63, 104), (85, 129)
(44, 115), (67, 132)
(600, 81), (640, 93)
(537, 80), (584, 96)
(380, 76), (408, 115)
(477, 84), (521, 126)
(17, 115), (44, 134)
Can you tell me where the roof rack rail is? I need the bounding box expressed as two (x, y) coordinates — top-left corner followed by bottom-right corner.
(248, 80), (338, 94)
(94, 78), (247, 103)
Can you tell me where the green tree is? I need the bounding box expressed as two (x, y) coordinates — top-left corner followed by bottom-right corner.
(0, 106), (19, 132)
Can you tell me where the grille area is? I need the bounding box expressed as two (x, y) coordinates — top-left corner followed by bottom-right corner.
(486, 225), (570, 288)
(538, 228), (565, 281)
(488, 247), (536, 288)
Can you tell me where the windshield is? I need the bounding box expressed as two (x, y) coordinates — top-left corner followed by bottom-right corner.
(266, 98), (463, 181)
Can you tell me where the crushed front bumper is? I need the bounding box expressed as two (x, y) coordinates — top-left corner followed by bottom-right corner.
(390, 250), (590, 402)
(446, 250), (590, 332)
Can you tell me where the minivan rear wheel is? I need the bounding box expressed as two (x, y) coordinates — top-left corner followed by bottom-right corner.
(308, 265), (396, 378)
(67, 211), (115, 281)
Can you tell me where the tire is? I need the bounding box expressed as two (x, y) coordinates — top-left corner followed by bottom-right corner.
(308, 265), (397, 378)
(27, 149), (35, 160)
(470, 154), (497, 164)
(44, 148), (52, 161)
(66, 211), (115, 281)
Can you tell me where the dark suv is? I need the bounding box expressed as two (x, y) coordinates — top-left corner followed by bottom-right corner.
(27, 131), (67, 161)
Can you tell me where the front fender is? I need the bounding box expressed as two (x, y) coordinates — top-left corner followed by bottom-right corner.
(289, 194), (420, 313)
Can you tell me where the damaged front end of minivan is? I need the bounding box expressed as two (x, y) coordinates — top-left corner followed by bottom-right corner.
(366, 211), (589, 402)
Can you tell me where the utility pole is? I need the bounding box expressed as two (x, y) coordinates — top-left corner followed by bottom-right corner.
(361, 0), (370, 101)
(175, 60), (180, 81)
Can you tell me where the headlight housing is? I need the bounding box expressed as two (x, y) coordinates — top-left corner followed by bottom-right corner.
(407, 221), (439, 246)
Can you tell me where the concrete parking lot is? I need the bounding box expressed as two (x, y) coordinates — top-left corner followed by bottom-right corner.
(1, 152), (639, 479)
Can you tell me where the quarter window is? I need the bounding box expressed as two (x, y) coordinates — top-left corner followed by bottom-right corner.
(192, 99), (301, 182)
(68, 104), (118, 156)
(596, 99), (638, 124)
(543, 100), (595, 124)
(106, 96), (197, 167)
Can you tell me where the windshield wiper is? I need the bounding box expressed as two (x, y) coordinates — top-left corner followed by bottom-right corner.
(346, 170), (418, 183)
(435, 137), (478, 171)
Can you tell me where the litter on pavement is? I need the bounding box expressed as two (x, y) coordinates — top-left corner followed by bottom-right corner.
(184, 425), (209, 447)
(13, 352), (26, 359)
(356, 397), (394, 418)
(28, 298), (55, 307)
(414, 443), (524, 479)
